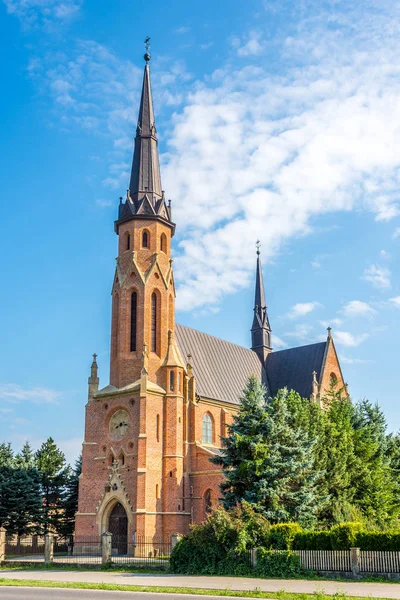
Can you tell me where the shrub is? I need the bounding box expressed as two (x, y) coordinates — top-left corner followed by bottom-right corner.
(329, 522), (363, 550)
(355, 531), (400, 551)
(293, 530), (332, 550)
(266, 523), (303, 549)
(170, 503), (269, 575)
(255, 549), (303, 578)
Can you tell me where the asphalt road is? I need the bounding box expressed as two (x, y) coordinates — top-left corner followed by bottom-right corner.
(0, 590), (256, 600)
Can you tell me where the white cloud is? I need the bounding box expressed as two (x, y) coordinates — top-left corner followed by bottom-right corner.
(340, 355), (374, 365)
(334, 331), (369, 347)
(284, 324), (314, 340)
(174, 26), (191, 34)
(0, 384), (61, 404)
(393, 228), (400, 239)
(271, 334), (287, 349)
(23, 1), (400, 312)
(320, 318), (343, 328)
(389, 296), (400, 307)
(362, 264), (391, 290)
(286, 302), (322, 319)
(3, 0), (81, 27)
(342, 300), (376, 318)
(234, 31), (264, 57)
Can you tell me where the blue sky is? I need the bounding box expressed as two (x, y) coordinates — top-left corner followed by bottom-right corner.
(1, 0), (400, 464)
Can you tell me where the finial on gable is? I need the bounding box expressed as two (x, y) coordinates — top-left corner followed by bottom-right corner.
(327, 327), (332, 340)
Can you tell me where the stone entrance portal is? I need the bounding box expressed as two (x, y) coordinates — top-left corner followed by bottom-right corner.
(108, 502), (128, 555)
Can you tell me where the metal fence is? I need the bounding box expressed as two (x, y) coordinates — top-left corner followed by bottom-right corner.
(53, 536), (102, 565)
(360, 551), (400, 573)
(296, 550), (352, 572)
(5, 536), (45, 561)
(109, 535), (171, 566)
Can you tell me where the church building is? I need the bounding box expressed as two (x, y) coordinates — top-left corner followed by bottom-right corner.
(75, 50), (346, 545)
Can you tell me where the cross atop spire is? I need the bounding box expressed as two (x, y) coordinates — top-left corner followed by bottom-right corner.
(251, 244), (272, 363)
(115, 42), (174, 235)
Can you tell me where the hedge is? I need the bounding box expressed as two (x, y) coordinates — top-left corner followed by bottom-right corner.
(265, 523), (303, 550)
(293, 524), (400, 551)
(255, 549), (304, 578)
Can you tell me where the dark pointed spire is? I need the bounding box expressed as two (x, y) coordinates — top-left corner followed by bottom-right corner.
(251, 242), (272, 363)
(129, 51), (162, 201)
(115, 39), (175, 235)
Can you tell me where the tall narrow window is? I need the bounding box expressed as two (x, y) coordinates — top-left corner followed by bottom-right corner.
(130, 292), (137, 352)
(151, 292), (157, 352)
(156, 414), (160, 442)
(126, 233), (130, 250)
(170, 371), (175, 391)
(142, 230), (149, 248)
(178, 372), (182, 392)
(204, 489), (214, 518)
(202, 413), (213, 444)
(160, 233), (167, 253)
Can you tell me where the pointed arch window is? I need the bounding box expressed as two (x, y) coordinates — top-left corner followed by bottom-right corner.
(330, 373), (338, 387)
(204, 488), (215, 518)
(126, 233), (130, 250)
(151, 292), (157, 353)
(170, 371), (175, 391)
(142, 230), (149, 249)
(202, 413), (213, 444)
(130, 292), (137, 352)
(160, 233), (167, 253)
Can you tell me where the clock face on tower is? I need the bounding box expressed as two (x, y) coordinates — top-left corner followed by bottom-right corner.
(109, 410), (129, 440)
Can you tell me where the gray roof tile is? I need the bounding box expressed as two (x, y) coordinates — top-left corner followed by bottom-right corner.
(266, 342), (327, 398)
(175, 324), (265, 405)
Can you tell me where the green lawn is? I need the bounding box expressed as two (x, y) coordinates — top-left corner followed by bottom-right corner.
(0, 578), (393, 600)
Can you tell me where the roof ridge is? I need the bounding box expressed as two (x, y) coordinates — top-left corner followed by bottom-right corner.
(269, 340), (327, 355)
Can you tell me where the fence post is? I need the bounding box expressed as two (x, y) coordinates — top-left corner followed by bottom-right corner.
(350, 547), (360, 577)
(171, 533), (182, 550)
(251, 548), (258, 569)
(44, 534), (54, 564)
(102, 532), (112, 565)
(0, 527), (6, 563)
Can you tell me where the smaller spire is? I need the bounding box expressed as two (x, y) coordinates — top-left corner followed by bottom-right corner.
(88, 353), (99, 400)
(251, 243), (272, 363)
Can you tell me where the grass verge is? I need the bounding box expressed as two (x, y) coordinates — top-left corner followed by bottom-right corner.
(0, 579), (395, 600)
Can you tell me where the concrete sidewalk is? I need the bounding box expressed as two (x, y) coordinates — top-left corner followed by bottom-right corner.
(1, 570), (400, 598)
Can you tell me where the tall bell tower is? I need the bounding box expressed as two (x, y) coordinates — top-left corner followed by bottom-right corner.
(111, 42), (177, 390)
(76, 44), (188, 544)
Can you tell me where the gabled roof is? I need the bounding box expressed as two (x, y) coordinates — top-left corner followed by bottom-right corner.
(175, 324), (266, 405)
(266, 341), (327, 399)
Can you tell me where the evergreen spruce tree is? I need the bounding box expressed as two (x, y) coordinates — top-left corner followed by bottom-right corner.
(257, 388), (324, 527)
(5, 468), (43, 535)
(352, 400), (396, 524)
(213, 378), (324, 527)
(317, 395), (358, 524)
(14, 441), (35, 470)
(212, 376), (270, 510)
(0, 442), (13, 467)
(0, 442), (43, 534)
(35, 438), (70, 534)
(61, 455), (82, 536)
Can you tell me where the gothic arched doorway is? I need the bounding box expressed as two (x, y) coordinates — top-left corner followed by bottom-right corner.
(108, 502), (128, 555)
